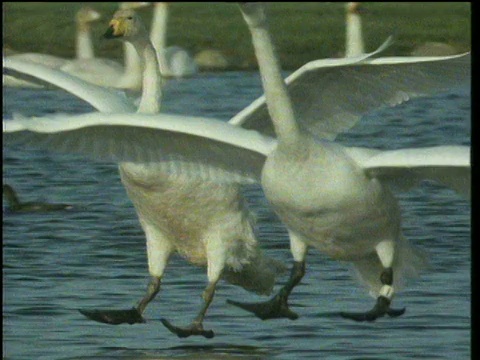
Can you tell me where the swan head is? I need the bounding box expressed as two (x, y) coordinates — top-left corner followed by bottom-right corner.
(346, 2), (365, 15)
(238, 3), (268, 28)
(119, 2), (152, 10)
(104, 9), (149, 42)
(76, 7), (101, 25)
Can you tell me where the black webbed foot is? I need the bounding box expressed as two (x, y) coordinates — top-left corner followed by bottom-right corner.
(227, 289), (299, 320)
(160, 318), (214, 338)
(79, 307), (145, 325)
(340, 296), (406, 322)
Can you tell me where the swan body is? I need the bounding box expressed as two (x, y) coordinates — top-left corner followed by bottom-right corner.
(411, 42), (459, 57)
(194, 49), (230, 71)
(3, 7), (103, 88)
(59, 57), (125, 88)
(150, 3), (198, 78)
(3, 4), (470, 325)
(3, 184), (73, 213)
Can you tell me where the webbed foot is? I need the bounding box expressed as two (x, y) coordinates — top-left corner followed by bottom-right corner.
(227, 290), (298, 320)
(160, 318), (214, 338)
(79, 307), (145, 325)
(340, 296), (406, 322)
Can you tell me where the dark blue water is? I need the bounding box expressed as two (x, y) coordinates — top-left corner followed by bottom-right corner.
(3, 72), (470, 360)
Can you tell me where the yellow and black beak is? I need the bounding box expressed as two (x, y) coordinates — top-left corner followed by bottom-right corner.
(104, 19), (123, 39)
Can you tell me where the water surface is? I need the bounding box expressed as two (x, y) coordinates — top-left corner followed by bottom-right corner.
(3, 72), (471, 360)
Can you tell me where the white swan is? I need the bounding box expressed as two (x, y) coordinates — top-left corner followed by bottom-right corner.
(345, 2), (365, 57)
(4, 4), (150, 90)
(6, 6), (101, 68)
(3, 5), (470, 324)
(60, 3), (153, 90)
(3, 7), (102, 88)
(229, 3), (470, 321)
(3, 9), (283, 339)
(150, 2), (198, 78)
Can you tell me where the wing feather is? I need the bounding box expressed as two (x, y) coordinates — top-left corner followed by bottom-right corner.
(231, 50), (470, 140)
(347, 146), (471, 198)
(3, 112), (276, 184)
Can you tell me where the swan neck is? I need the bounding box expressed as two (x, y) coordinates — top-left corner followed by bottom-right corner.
(124, 42), (141, 71)
(246, 15), (301, 149)
(76, 24), (95, 60)
(346, 13), (364, 57)
(151, 3), (168, 51)
(132, 39), (162, 114)
(150, 3), (170, 75)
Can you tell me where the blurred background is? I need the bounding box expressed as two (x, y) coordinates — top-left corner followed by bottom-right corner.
(3, 2), (471, 71)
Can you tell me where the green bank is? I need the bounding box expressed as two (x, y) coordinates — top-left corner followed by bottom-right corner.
(3, 2), (471, 70)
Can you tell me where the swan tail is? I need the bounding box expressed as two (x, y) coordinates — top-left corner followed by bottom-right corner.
(222, 251), (286, 296)
(351, 235), (428, 298)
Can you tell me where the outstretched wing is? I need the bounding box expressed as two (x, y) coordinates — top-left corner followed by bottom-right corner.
(4, 112), (276, 184)
(231, 49), (470, 140)
(346, 145), (471, 198)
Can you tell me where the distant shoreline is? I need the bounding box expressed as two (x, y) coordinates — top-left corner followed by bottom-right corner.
(3, 2), (471, 71)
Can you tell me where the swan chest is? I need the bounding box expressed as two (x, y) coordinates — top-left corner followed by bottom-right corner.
(261, 146), (401, 260)
(118, 163), (256, 266)
(261, 142), (366, 210)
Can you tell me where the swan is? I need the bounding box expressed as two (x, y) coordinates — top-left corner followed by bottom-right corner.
(3, 7), (102, 88)
(411, 42), (459, 57)
(228, 3), (470, 321)
(150, 2), (198, 78)
(345, 2), (365, 57)
(3, 8), (284, 339)
(194, 49), (230, 71)
(4, 4), (150, 90)
(3, 5), (470, 325)
(59, 3), (153, 90)
(3, 184), (73, 213)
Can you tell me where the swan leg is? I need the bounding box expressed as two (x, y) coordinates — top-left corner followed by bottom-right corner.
(160, 279), (217, 339)
(341, 240), (406, 322)
(160, 242), (223, 338)
(227, 229), (307, 320)
(80, 228), (173, 325)
(227, 260), (305, 320)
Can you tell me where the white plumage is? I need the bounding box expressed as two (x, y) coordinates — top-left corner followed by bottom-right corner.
(3, 7), (101, 88)
(3, 4), (470, 325)
(59, 3), (151, 90)
(150, 3), (198, 78)
(227, 3), (470, 321)
(345, 2), (365, 57)
(3, 8), (283, 339)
